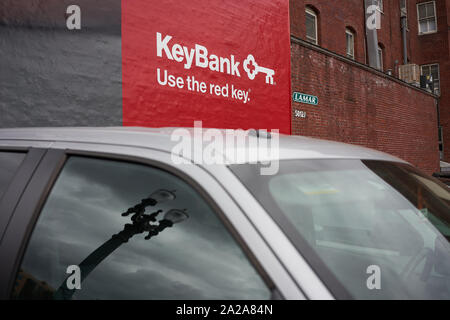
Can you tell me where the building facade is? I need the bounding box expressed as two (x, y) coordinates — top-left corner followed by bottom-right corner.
(0, 1), (447, 174)
(290, 0), (449, 173)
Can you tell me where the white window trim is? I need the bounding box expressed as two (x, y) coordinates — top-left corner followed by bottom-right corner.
(420, 63), (440, 95)
(345, 29), (355, 59)
(417, 1), (438, 35)
(305, 8), (318, 45)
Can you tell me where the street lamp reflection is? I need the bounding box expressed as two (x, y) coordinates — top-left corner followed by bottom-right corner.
(164, 208), (189, 224)
(150, 189), (177, 203)
(53, 190), (188, 300)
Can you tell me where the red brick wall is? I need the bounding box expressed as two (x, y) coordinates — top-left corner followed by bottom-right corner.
(291, 40), (440, 174)
(290, 0), (448, 165)
(408, 0), (450, 161)
(375, 0), (403, 73)
(290, 0), (367, 64)
(290, 0), (448, 75)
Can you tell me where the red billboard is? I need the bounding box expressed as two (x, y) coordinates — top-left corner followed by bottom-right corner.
(122, 0), (291, 133)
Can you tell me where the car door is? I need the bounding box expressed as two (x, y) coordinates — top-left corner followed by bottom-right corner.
(0, 144), (304, 300)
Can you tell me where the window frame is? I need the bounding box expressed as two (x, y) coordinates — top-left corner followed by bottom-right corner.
(345, 28), (355, 60)
(0, 148), (65, 299)
(420, 63), (440, 95)
(0, 149), (27, 203)
(417, 1), (438, 35)
(305, 8), (318, 45)
(0, 148), (45, 242)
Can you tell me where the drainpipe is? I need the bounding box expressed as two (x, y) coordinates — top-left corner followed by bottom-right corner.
(401, 15), (408, 64)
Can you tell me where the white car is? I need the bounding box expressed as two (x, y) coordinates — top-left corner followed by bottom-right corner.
(0, 127), (449, 300)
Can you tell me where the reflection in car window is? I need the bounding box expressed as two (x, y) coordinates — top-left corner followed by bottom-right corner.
(0, 152), (25, 202)
(13, 156), (270, 300)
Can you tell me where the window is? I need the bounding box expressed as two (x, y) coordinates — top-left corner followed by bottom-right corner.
(346, 28), (355, 59)
(305, 8), (318, 45)
(12, 156), (270, 300)
(417, 1), (437, 34)
(400, 0), (408, 28)
(230, 159), (450, 299)
(377, 45), (383, 71)
(421, 63), (440, 95)
(0, 152), (25, 202)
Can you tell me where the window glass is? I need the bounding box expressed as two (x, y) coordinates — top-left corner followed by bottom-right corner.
(418, 3), (427, 18)
(428, 18), (436, 31)
(346, 30), (355, 59)
(426, 2), (435, 16)
(230, 160), (450, 299)
(12, 156), (270, 300)
(0, 152), (26, 202)
(377, 46), (383, 71)
(419, 20), (428, 33)
(421, 64), (440, 95)
(305, 9), (317, 44)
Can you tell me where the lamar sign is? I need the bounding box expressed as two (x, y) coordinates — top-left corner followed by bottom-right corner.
(293, 92), (318, 106)
(122, 0), (291, 133)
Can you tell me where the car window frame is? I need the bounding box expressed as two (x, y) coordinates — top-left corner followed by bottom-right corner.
(0, 147), (46, 241)
(1, 147), (290, 300)
(0, 148), (66, 298)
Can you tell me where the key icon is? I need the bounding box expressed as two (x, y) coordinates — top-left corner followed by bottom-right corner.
(243, 54), (275, 85)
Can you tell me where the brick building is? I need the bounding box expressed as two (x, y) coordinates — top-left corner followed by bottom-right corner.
(289, 0), (449, 174)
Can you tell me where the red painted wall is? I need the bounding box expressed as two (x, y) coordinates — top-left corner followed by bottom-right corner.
(291, 41), (440, 174)
(122, 0), (292, 133)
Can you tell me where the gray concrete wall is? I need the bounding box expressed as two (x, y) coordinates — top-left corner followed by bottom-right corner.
(0, 1), (122, 127)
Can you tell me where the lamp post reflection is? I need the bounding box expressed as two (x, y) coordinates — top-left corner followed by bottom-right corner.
(53, 190), (189, 300)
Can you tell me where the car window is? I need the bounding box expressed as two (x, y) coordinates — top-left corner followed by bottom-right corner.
(12, 156), (270, 300)
(231, 159), (450, 300)
(0, 152), (26, 203)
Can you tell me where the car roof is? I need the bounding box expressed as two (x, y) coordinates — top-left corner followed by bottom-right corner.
(0, 127), (406, 164)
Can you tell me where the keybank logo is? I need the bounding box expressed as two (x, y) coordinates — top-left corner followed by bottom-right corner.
(156, 32), (275, 84)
